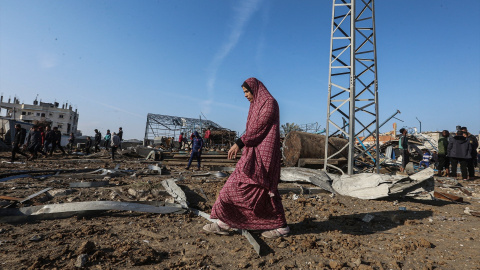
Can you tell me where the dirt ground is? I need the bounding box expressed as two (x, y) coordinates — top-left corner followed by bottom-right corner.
(1, 151), (479, 270)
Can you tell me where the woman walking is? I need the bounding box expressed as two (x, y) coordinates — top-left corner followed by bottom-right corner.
(203, 77), (289, 238)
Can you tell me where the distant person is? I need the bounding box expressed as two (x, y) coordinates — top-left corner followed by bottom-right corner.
(185, 131), (203, 171)
(431, 150), (438, 170)
(104, 130), (111, 150)
(85, 136), (92, 155)
(94, 129), (102, 152)
(50, 127), (66, 156)
(419, 149), (432, 168)
(437, 130), (450, 176)
(68, 132), (75, 153)
(460, 127), (478, 179)
(204, 128), (211, 148)
(447, 130), (472, 180)
(477, 150), (480, 167)
(111, 132), (121, 160)
(43, 126), (54, 153)
(39, 126), (45, 149)
(178, 132), (184, 150)
(11, 124), (28, 162)
(398, 128), (409, 174)
(118, 127), (123, 150)
(25, 125), (47, 160)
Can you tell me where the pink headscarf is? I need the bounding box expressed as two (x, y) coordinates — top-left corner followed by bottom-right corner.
(238, 77), (281, 192)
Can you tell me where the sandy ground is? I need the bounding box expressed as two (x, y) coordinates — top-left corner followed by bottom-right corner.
(1, 151), (479, 270)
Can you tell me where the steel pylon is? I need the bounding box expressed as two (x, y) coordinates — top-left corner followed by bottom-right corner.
(324, 0), (380, 175)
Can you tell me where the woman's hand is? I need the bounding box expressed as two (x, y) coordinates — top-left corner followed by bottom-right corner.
(228, 143), (240, 160)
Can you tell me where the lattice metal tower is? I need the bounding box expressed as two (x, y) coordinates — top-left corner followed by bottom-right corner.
(324, 0), (379, 175)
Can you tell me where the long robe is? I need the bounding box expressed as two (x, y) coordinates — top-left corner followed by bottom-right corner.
(210, 77), (287, 230)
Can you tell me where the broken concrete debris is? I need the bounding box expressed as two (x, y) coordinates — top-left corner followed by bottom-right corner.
(1, 140), (479, 269)
(280, 167), (336, 193)
(0, 201), (184, 223)
(280, 167), (435, 200)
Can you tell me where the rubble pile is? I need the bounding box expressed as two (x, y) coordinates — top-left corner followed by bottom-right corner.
(0, 150), (479, 269)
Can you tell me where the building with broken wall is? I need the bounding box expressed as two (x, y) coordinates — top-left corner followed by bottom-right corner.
(0, 95), (80, 136)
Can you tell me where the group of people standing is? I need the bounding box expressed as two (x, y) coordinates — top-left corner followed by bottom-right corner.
(10, 124), (124, 162)
(178, 127), (211, 150)
(11, 124), (67, 162)
(437, 127), (478, 180)
(92, 127), (123, 160)
(399, 126), (479, 180)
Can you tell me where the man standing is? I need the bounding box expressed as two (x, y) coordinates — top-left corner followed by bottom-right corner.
(50, 127), (66, 156)
(437, 130), (450, 176)
(104, 130), (111, 150)
(68, 132), (75, 153)
(26, 125), (47, 160)
(85, 136), (92, 155)
(111, 132), (121, 160)
(118, 127), (123, 150)
(398, 128), (409, 174)
(43, 126), (55, 153)
(94, 129), (102, 152)
(461, 127), (478, 179)
(448, 130), (472, 180)
(204, 128), (211, 149)
(185, 131), (203, 171)
(11, 124), (28, 162)
(178, 132), (184, 150)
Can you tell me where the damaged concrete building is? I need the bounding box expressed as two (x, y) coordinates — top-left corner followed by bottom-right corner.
(0, 95), (80, 136)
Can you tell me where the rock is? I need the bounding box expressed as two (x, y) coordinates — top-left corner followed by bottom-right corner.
(75, 254), (88, 268)
(77, 241), (96, 255)
(29, 235), (43, 241)
(329, 260), (342, 269)
(128, 188), (147, 198)
(416, 238), (433, 248)
(47, 189), (73, 197)
(67, 196), (79, 202)
(358, 264), (374, 270)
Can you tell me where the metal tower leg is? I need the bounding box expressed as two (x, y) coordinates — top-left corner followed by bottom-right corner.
(324, 0), (379, 175)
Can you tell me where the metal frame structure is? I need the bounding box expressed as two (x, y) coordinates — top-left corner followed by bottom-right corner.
(144, 113), (223, 143)
(324, 0), (379, 174)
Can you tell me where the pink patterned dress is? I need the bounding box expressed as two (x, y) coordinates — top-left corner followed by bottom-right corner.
(210, 78), (287, 230)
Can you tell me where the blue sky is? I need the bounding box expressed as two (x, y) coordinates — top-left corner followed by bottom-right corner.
(1, 0), (479, 140)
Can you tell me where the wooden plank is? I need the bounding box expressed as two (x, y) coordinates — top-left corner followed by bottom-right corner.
(0, 196), (22, 201)
(433, 191), (463, 202)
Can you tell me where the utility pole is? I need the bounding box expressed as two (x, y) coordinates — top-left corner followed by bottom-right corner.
(324, 0), (380, 175)
(416, 117), (422, 133)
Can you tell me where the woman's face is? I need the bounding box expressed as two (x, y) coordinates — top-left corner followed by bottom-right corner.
(242, 86), (254, 102)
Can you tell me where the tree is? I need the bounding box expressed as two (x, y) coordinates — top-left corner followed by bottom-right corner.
(281, 122), (302, 137)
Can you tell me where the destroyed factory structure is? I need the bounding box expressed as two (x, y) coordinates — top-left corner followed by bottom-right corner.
(143, 113), (236, 149)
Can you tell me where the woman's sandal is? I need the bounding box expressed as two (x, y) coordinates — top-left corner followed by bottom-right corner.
(261, 227), (290, 239)
(202, 222), (230, 235)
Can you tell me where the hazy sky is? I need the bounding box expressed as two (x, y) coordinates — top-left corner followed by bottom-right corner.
(1, 0), (479, 139)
